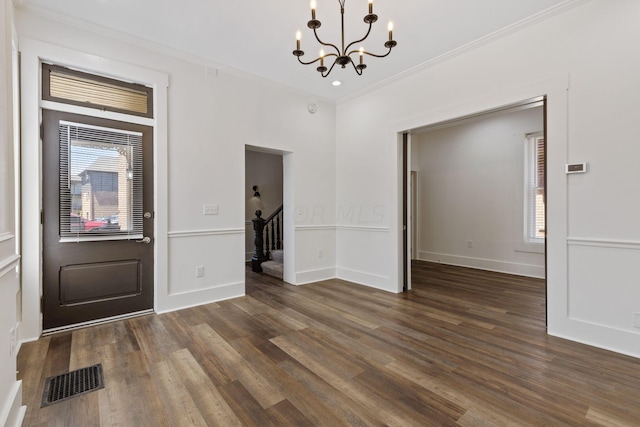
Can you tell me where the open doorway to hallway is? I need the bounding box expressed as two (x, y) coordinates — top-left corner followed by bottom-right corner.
(404, 97), (547, 321)
(245, 147), (284, 280)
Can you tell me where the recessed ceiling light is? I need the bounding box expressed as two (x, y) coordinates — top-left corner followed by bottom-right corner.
(332, 80), (342, 86)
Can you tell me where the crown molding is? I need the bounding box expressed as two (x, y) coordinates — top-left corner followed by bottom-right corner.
(15, 2), (335, 106)
(337, 0), (590, 105)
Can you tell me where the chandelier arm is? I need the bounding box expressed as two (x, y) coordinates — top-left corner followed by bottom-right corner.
(349, 59), (364, 76)
(344, 22), (374, 53)
(321, 60), (339, 78)
(348, 47), (394, 59)
(312, 28), (341, 56)
(297, 53), (338, 66)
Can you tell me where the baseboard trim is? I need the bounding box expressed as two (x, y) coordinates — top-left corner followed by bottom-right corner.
(295, 267), (336, 285)
(159, 281), (244, 314)
(335, 267), (392, 292)
(418, 251), (545, 278)
(0, 380), (25, 427)
(549, 317), (640, 359)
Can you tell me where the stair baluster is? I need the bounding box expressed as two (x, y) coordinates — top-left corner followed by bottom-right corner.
(270, 219), (276, 252)
(265, 223), (271, 259)
(276, 214), (281, 250)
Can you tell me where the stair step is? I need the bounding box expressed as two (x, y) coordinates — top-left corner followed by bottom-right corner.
(270, 249), (284, 263)
(261, 260), (283, 279)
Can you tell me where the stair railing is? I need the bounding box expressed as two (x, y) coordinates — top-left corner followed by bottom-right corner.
(251, 204), (283, 273)
(263, 204), (283, 259)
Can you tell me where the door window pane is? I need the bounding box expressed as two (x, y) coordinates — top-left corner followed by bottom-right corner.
(59, 122), (143, 241)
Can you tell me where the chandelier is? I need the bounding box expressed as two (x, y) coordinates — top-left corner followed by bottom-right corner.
(292, 0), (397, 77)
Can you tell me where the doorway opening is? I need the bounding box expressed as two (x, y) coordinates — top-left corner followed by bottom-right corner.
(402, 97), (547, 321)
(245, 146), (288, 284)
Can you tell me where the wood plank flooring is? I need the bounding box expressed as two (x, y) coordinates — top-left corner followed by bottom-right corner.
(17, 261), (640, 426)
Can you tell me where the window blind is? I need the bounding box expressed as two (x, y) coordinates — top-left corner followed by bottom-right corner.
(59, 121), (143, 242)
(526, 134), (545, 242)
(43, 63), (153, 117)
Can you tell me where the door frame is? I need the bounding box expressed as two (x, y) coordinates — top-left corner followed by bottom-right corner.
(244, 144), (295, 285)
(20, 38), (169, 340)
(398, 96), (548, 318)
(411, 170), (418, 261)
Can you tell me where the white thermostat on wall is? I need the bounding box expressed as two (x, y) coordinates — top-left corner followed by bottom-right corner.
(565, 163), (587, 174)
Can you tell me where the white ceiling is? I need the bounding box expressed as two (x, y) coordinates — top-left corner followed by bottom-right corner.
(20, 0), (571, 102)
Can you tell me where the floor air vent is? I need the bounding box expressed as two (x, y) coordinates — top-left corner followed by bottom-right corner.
(41, 364), (104, 407)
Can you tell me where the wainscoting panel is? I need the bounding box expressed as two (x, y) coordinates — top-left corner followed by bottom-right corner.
(294, 226), (336, 284)
(166, 229), (244, 308)
(336, 226), (393, 291)
(0, 250), (24, 427)
(567, 238), (640, 334)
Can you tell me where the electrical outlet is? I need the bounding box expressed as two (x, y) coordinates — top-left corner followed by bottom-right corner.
(196, 266), (205, 278)
(467, 240), (473, 248)
(318, 248), (323, 258)
(203, 204), (219, 215)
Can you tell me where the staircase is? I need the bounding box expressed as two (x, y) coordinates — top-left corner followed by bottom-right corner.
(260, 249), (283, 279)
(251, 205), (284, 279)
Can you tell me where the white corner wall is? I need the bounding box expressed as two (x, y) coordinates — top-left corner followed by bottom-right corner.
(412, 106), (545, 278)
(0, 0), (24, 426)
(337, 0), (640, 357)
(16, 7), (336, 340)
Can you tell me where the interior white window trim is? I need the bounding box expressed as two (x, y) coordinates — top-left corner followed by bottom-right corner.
(525, 131), (545, 242)
(19, 37), (169, 341)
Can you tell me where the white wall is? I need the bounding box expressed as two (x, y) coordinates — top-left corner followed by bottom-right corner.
(0, 1), (24, 425)
(412, 106), (545, 278)
(337, 0), (640, 357)
(245, 150), (283, 261)
(16, 7), (336, 340)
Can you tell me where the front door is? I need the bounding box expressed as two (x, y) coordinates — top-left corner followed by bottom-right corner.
(42, 110), (154, 331)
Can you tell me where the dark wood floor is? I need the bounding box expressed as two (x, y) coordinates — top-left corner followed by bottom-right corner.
(18, 261), (640, 426)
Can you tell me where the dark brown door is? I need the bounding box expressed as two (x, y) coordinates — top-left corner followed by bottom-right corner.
(42, 110), (154, 331)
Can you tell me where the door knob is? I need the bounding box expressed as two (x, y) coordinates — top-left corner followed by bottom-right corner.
(136, 236), (151, 244)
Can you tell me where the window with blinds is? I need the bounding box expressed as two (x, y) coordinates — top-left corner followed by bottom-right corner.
(59, 121), (143, 242)
(43, 63), (153, 117)
(526, 133), (545, 243)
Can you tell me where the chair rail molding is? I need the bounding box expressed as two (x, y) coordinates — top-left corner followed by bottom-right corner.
(0, 254), (20, 279)
(168, 228), (245, 238)
(567, 237), (640, 250)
